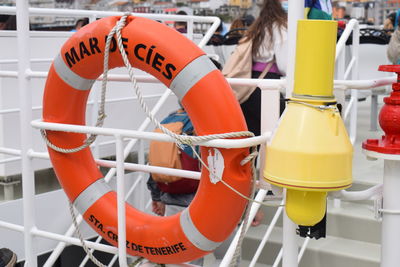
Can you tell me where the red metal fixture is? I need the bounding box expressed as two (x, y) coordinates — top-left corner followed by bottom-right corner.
(363, 65), (400, 154)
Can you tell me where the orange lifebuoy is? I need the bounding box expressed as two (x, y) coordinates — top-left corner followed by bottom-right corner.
(42, 16), (251, 263)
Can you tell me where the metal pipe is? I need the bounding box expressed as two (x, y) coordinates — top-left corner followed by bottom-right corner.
(0, 70), (18, 77)
(335, 19), (358, 61)
(97, 160), (200, 180)
(283, 190), (298, 267)
(285, 0), (304, 98)
(343, 97), (355, 121)
(0, 156), (21, 164)
(219, 189), (269, 267)
(115, 135), (128, 266)
(343, 57), (356, 80)
(349, 22), (360, 145)
(249, 203), (284, 267)
(16, 0), (37, 266)
(282, 0), (303, 265)
(0, 147), (21, 156)
(31, 120), (269, 149)
(7, 67), (399, 91)
(0, 6), (218, 23)
(138, 140), (146, 211)
(31, 228), (118, 254)
(329, 184), (383, 201)
(272, 247), (283, 267)
(381, 160), (400, 267)
(297, 237), (310, 263)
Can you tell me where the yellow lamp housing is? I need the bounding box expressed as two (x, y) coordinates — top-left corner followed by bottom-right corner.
(263, 20), (353, 226)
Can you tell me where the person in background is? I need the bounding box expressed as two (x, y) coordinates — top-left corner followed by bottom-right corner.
(242, 14), (255, 28)
(0, 248), (17, 267)
(174, 10), (187, 34)
(207, 20), (225, 45)
(239, 0), (288, 137)
(333, 5), (346, 20)
(0, 15), (16, 31)
(387, 24), (400, 64)
(384, 12), (396, 34)
(305, 0), (333, 20)
(71, 17), (89, 32)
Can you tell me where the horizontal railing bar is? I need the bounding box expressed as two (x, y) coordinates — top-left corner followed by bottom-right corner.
(31, 120), (270, 148)
(0, 147), (21, 156)
(19, 69), (399, 91)
(0, 93), (167, 115)
(0, 58), (53, 64)
(32, 228), (118, 254)
(97, 159), (201, 180)
(0, 221), (118, 254)
(0, 70), (18, 78)
(0, 156), (21, 164)
(0, 6), (218, 23)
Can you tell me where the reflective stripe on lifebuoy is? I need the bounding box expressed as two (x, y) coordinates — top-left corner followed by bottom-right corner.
(42, 16), (251, 263)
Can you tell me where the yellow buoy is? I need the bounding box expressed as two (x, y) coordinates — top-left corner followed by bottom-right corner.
(263, 20), (353, 226)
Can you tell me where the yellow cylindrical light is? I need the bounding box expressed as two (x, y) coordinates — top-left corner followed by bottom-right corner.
(263, 20), (353, 226)
(286, 191), (327, 226)
(293, 20), (337, 99)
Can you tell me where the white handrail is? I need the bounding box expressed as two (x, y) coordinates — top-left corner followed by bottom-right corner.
(0, 6), (220, 49)
(31, 120), (270, 149)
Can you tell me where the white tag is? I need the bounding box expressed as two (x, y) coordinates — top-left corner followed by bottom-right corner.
(207, 148), (225, 184)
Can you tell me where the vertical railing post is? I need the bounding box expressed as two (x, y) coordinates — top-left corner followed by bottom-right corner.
(116, 135), (128, 267)
(91, 82), (101, 159)
(187, 17), (194, 41)
(349, 22), (360, 145)
(138, 139), (146, 211)
(282, 190), (299, 267)
(336, 48), (346, 109)
(282, 0), (303, 266)
(16, 1), (38, 266)
(381, 160), (400, 267)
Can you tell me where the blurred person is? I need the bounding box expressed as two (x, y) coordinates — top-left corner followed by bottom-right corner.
(239, 0), (288, 137)
(242, 14), (255, 28)
(0, 15), (16, 31)
(174, 10), (187, 33)
(305, 0), (333, 20)
(387, 26), (400, 64)
(384, 12), (396, 32)
(225, 17), (246, 43)
(0, 248), (17, 267)
(224, 15), (255, 45)
(230, 17), (246, 36)
(207, 20), (225, 45)
(71, 17), (89, 32)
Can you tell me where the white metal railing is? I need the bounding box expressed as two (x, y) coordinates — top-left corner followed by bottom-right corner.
(0, 2), (394, 267)
(335, 19), (360, 145)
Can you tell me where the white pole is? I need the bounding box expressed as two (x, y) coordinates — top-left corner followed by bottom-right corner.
(249, 204), (284, 267)
(116, 135), (128, 267)
(16, 0), (38, 266)
(282, 191), (299, 267)
(285, 0), (304, 98)
(381, 160), (400, 267)
(282, 0), (303, 266)
(219, 189), (269, 267)
(349, 22), (360, 145)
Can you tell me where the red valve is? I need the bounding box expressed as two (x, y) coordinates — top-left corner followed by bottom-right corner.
(363, 65), (400, 154)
